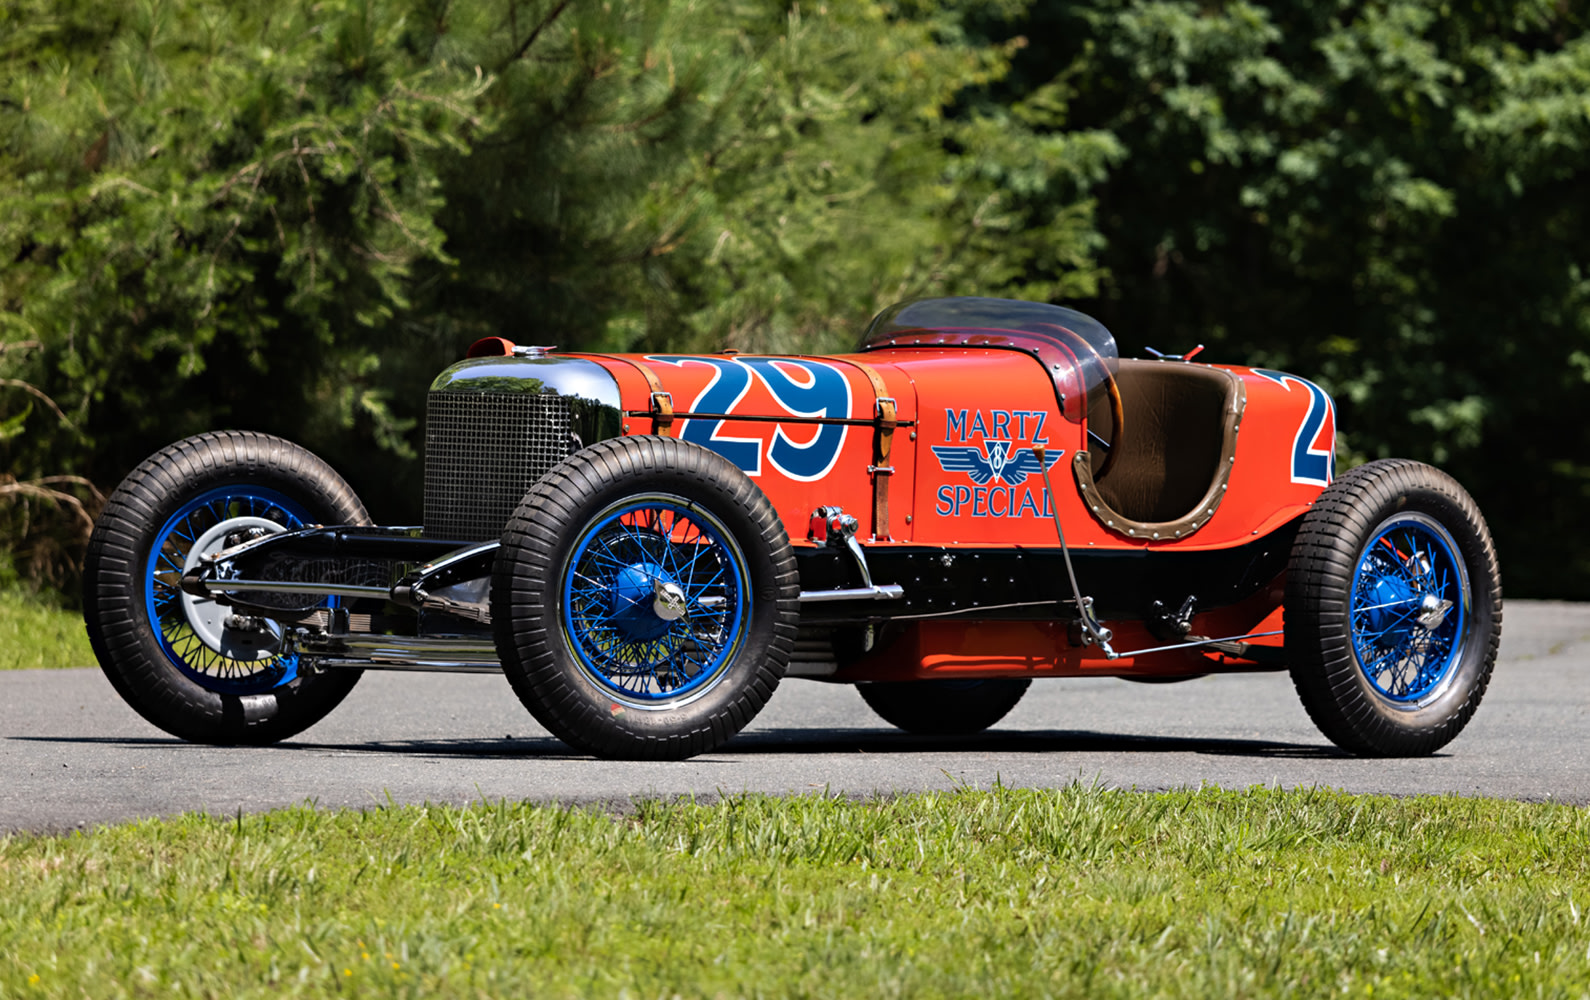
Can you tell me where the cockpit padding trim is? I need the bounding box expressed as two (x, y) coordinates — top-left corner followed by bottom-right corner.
(1073, 361), (1246, 541)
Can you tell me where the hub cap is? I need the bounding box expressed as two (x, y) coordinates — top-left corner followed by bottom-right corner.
(144, 487), (322, 693)
(179, 516), (288, 661)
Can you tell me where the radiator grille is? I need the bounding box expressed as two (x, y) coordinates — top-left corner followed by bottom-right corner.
(424, 392), (574, 542)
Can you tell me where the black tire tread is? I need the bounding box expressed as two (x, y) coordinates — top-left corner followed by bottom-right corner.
(492, 436), (799, 760)
(84, 431), (368, 745)
(1285, 459), (1502, 756)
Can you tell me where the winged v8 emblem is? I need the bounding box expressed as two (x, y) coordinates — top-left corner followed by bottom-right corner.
(931, 441), (1063, 486)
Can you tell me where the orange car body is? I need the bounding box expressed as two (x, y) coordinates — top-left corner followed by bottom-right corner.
(533, 310), (1335, 681)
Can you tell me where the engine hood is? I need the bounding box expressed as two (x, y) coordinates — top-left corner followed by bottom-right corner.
(429, 355), (623, 409)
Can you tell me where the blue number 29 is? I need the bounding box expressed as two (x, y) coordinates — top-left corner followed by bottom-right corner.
(647, 357), (852, 481)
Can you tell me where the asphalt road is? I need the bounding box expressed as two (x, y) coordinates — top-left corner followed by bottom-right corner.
(3, 600), (1587, 832)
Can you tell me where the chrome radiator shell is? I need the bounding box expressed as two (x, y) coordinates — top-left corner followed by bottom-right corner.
(422, 357), (622, 543)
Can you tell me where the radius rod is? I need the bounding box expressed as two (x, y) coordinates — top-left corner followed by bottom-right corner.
(1034, 444), (1117, 656)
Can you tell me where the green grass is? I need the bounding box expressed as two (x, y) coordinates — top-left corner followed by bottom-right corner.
(3, 787), (1589, 998)
(0, 588), (94, 670)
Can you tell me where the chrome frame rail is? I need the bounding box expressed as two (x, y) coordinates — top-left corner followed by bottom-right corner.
(797, 584), (906, 603)
(300, 634), (500, 673)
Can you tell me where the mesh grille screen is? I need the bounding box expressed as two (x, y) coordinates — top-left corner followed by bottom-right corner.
(424, 392), (574, 542)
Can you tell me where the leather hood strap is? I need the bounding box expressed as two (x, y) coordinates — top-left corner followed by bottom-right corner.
(849, 360), (898, 540)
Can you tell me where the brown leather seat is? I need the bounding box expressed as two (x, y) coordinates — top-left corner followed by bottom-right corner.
(1077, 360), (1244, 537)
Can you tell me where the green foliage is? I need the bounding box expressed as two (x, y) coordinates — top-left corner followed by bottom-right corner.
(0, 586), (95, 668)
(1, 0), (1086, 561)
(4, 0), (1590, 596)
(994, 0), (1590, 595)
(3, 787), (1590, 996)
(398, 0), (1112, 358)
(0, 346), (101, 592)
(611, 2), (1120, 354)
(0, 0), (490, 519)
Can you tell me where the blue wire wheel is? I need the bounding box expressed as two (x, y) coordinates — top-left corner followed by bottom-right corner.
(1347, 511), (1471, 706)
(1286, 459), (1500, 756)
(143, 485), (322, 694)
(559, 493), (751, 708)
(494, 436), (799, 759)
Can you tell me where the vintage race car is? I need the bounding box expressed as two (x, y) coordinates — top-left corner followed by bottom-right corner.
(83, 297), (1502, 759)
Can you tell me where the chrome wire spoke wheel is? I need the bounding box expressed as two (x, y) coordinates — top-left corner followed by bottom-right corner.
(560, 494), (750, 708)
(1347, 512), (1470, 708)
(143, 485), (319, 694)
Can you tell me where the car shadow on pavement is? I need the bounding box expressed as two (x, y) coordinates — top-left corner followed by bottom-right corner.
(12, 729), (1368, 761)
(722, 728), (1358, 759)
(9, 734), (585, 761)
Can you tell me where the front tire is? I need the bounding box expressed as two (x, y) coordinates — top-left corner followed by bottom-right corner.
(83, 431), (369, 744)
(858, 678), (1031, 735)
(492, 436), (800, 760)
(1286, 459), (1502, 756)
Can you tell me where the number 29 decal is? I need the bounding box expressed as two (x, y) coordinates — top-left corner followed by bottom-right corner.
(646, 356), (853, 481)
(1253, 370), (1336, 487)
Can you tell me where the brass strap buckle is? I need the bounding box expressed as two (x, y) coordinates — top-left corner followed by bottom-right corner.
(650, 391), (674, 435)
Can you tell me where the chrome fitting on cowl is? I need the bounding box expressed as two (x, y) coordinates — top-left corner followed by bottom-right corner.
(798, 505), (904, 604)
(807, 505), (860, 545)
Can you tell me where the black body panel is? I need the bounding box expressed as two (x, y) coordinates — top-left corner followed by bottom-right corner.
(796, 518), (1299, 623)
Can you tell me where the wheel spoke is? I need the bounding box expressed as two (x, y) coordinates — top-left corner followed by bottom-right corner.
(563, 498), (746, 702)
(144, 487), (317, 692)
(1350, 515), (1468, 703)
(1353, 604), (1423, 645)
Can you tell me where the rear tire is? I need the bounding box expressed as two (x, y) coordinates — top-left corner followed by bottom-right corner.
(492, 436), (800, 760)
(83, 431), (368, 745)
(858, 678), (1031, 735)
(1285, 459), (1501, 756)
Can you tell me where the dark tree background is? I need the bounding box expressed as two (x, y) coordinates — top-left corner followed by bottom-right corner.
(3, 0), (1587, 599)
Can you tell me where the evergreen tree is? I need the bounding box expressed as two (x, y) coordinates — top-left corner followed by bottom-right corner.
(1, 0), (1078, 592)
(11, 0), (1588, 598)
(979, 0), (1590, 596)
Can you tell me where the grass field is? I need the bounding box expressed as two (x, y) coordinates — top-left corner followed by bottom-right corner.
(2, 786), (1588, 998)
(0, 589), (94, 670)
